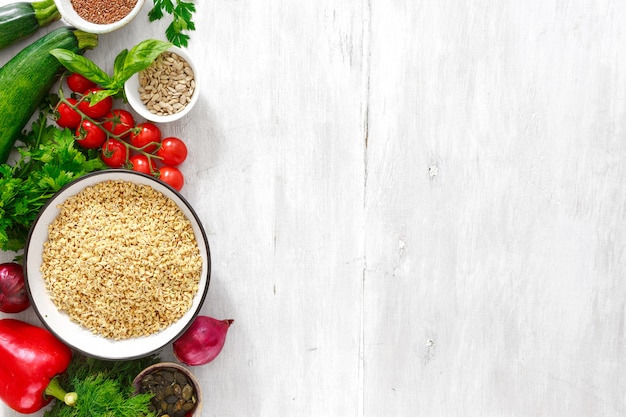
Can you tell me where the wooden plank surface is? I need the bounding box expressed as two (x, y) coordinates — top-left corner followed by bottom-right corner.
(363, 1), (626, 416)
(1, 1), (625, 416)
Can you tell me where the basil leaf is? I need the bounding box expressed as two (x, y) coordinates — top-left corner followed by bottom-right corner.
(86, 89), (117, 105)
(113, 49), (129, 76)
(114, 39), (172, 85)
(49, 49), (112, 87)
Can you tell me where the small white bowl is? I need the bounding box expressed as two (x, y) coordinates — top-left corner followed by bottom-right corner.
(23, 170), (211, 360)
(125, 46), (199, 123)
(54, 0), (145, 34)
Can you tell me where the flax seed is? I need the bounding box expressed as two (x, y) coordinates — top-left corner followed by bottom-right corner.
(71, 0), (137, 25)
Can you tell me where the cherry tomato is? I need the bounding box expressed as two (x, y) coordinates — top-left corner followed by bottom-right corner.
(66, 73), (97, 94)
(156, 137), (188, 166)
(76, 120), (106, 149)
(158, 166), (184, 191)
(128, 154), (155, 175)
(102, 109), (135, 139)
(78, 88), (113, 119)
(129, 122), (161, 153)
(101, 138), (127, 168)
(56, 98), (81, 129)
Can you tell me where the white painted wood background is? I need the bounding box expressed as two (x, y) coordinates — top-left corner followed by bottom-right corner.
(1, 0), (625, 416)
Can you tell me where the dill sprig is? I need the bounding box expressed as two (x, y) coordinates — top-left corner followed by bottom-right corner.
(43, 354), (161, 417)
(148, 0), (197, 48)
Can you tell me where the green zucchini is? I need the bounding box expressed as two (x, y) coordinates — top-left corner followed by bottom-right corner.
(0, 0), (61, 49)
(0, 27), (98, 164)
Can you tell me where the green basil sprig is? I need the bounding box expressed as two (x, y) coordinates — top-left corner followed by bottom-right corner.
(50, 39), (172, 104)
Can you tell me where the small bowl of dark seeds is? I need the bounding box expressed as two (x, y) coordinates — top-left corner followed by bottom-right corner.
(125, 46), (199, 123)
(133, 362), (202, 417)
(54, 0), (145, 33)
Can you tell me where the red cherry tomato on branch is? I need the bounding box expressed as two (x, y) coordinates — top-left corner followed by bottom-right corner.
(102, 109), (135, 139)
(78, 88), (113, 119)
(129, 123), (161, 153)
(76, 120), (106, 149)
(66, 73), (97, 94)
(56, 98), (81, 129)
(158, 166), (184, 191)
(101, 138), (127, 168)
(128, 154), (155, 175)
(157, 137), (188, 166)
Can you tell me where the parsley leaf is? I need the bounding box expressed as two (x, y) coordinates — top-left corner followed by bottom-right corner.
(149, 0), (197, 48)
(0, 111), (106, 252)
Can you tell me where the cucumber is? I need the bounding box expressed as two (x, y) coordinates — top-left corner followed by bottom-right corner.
(0, 0), (61, 49)
(0, 27), (98, 164)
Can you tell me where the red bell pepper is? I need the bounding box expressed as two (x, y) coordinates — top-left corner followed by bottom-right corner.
(0, 318), (77, 413)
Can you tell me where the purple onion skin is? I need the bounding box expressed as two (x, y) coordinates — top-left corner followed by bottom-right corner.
(173, 316), (233, 366)
(0, 263), (30, 313)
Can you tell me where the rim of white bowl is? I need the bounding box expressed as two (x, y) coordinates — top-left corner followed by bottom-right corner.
(23, 169), (211, 360)
(54, 0), (146, 34)
(125, 46), (200, 123)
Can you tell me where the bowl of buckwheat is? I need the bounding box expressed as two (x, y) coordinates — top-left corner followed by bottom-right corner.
(54, 0), (145, 34)
(23, 169), (211, 360)
(125, 46), (199, 123)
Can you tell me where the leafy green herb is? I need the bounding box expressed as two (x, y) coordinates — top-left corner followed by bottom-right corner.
(148, 0), (196, 48)
(0, 110), (105, 252)
(50, 39), (172, 103)
(62, 375), (154, 417)
(44, 354), (161, 417)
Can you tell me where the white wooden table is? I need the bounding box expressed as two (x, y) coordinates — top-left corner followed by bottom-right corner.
(2, 1), (626, 416)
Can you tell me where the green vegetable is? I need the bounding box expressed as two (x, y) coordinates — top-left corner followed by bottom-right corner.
(50, 38), (172, 104)
(44, 353), (161, 417)
(0, 0), (61, 50)
(148, 0), (196, 48)
(0, 26), (98, 164)
(0, 110), (106, 252)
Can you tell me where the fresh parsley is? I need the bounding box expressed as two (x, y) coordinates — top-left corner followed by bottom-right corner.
(0, 110), (106, 253)
(148, 0), (197, 48)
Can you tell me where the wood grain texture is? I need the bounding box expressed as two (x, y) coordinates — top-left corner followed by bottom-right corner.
(1, 0), (625, 416)
(363, 1), (626, 416)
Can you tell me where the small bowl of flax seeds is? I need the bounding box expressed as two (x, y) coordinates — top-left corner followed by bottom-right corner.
(54, 0), (145, 33)
(125, 46), (199, 123)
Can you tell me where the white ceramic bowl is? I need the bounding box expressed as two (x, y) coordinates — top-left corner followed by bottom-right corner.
(54, 0), (145, 34)
(125, 46), (199, 123)
(23, 170), (211, 360)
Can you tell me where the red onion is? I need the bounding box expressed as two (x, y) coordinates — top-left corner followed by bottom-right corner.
(0, 262), (30, 313)
(173, 316), (233, 366)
